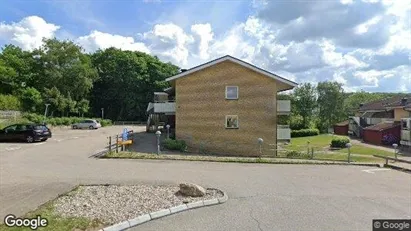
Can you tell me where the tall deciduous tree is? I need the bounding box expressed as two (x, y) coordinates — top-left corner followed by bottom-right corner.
(90, 48), (179, 121)
(316, 81), (345, 132)
(293, 83), (317, 128)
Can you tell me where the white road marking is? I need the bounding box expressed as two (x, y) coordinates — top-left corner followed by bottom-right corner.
(362, 168), (391, 174)
(72, 137), (79, 139)
(5, 146), (21, 151)
(33, 143), (45, 146)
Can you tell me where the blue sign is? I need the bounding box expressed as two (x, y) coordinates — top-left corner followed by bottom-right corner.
(122, 128), (128, 141)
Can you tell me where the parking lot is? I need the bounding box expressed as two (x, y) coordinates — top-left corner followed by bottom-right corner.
(0, 125), (410, 230)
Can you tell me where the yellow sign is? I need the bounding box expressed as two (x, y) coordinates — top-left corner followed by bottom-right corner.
(117, 140), (132, 145)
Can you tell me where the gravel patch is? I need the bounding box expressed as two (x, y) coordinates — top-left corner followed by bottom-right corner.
(54, 185), (223, 224)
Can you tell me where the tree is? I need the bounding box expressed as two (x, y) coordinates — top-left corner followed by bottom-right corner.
(32, 38), (97, 101)
(343, 91), (389, 116)
(293, 83), (317, 128)
(316, 81), (345, 132)
(0, 45), (34, 94)
(17, 87), (43, 112)
(90, 48), (179, 121)
(76, 99), (90, 117)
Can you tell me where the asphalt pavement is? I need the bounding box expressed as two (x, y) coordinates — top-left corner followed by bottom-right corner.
(0, 126), (410, 231)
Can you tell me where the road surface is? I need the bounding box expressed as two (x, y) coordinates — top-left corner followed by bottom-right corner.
(0, 126), (410, 231)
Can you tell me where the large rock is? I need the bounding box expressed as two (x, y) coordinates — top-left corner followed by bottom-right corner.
(179, 183), (206, 197)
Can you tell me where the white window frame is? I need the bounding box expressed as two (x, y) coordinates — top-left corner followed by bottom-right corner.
(225, 86), (239, 100)
(225, 115), (239, 129)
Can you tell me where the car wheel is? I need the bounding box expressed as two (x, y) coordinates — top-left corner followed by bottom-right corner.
(26, 136), (34, 143)
(89, 125), (94, 129)
(42, 138), (48, 142)
(72, 125), (78, 129)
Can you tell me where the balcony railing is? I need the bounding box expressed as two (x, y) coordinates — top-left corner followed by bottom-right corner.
(147, 101), (176, 114)
(277, 100), (291, 115)
(277, 125), (291, 140)
(366, 117), (394, 125)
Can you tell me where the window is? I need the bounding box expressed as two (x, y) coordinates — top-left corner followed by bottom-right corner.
(225, 86), (238, 99)
(225, 115), (239, 129)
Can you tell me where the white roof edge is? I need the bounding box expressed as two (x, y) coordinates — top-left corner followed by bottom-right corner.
(165, 56), (298, 87)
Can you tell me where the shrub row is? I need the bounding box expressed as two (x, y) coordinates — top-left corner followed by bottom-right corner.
(163, 138), (187, 152)
(0, 94), (21, 110)
(22, 113), (112, 127)
(330, 136), (350, 148)
(291, 128), (320, 137)
(285, 150), (311, 159)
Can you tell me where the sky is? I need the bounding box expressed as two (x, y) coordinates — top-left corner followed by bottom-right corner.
(0, 0), (410, 92)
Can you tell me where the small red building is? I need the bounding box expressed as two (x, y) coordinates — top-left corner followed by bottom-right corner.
(333, 121), (349, 136)
(362, 122), (401, 145)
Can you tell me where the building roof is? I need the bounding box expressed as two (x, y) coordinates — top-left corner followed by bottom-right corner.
(359, 95), (411, 112)
(165, 55), (298, 88)
(363, 122), (400, 131)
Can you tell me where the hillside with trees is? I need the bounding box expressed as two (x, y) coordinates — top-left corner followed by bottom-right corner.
(0, 38), (406, 130)
(0, 39), (179, 122)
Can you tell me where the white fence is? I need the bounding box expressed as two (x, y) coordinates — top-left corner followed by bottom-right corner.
(0, 110), (21, 119)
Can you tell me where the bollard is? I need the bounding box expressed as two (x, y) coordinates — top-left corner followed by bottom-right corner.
(392, 143), (398, 162)
(311, 147), (314, 159)
(346, 143), (352, 163)
(307, 141), (310, 155)
(257, 138), (264, 156)
(156, 131), (161, 155)
(166, 124), (170, 139)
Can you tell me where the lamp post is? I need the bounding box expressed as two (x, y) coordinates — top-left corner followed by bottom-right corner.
(155, 131), (161, 155)
(43, 104), (50, 125)
(392, 143), (398, 161)
(346, 143), (352, 163)
(258, 138), (264, 155)
(101, 108), (104, 119)
(166, 124), (170, 139)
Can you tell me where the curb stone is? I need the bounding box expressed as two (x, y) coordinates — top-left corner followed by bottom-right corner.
(150, 208), (171, 219)
(169, 204), (188, 214)
(100, 189), (227, 231)
(102, 220), (130, 231)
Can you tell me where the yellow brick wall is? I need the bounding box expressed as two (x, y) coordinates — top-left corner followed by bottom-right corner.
(175, 60), (280, 156)
(394, 108), (410, 121)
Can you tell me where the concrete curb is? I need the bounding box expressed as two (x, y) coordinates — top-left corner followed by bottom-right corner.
(384, 164), (411, 174)
(101, 189), (228, 231)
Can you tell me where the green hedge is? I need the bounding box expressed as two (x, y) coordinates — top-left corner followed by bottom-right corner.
(21, 113), (112, 127)
(163, 138), (187, 152)
(291, 128), (320, 137)
(285, 150), (311, 159)
(331, 136), (350, 148)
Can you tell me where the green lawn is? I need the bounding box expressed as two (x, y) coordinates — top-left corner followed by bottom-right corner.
(282, 134), (394, 157)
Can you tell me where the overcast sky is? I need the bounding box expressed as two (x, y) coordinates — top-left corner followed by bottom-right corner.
(0, 0), (410, 92)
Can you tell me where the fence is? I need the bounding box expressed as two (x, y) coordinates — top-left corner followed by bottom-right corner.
(0, 110), (21, 119)
(107, 130), (135, 153)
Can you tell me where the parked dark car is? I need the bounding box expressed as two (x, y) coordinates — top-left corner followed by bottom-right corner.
(0, 124), (52, 143)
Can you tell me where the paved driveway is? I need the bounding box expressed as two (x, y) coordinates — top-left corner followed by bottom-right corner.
(0, 125), (410, 231)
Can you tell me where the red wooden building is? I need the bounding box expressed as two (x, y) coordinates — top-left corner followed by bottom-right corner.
(362, 122), (401, 145)
(333, 120), (349, 136)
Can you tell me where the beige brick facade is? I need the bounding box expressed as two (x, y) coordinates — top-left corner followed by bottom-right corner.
(174, 60), (286, 156)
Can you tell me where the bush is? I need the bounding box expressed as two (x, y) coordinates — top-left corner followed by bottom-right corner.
(0, 94), (21, 110)
(98, 119), (112, 127)
(21, 113), (112, 127)
(331, 136), (350, 148)
(285, 150), (310, 159)
(163, 138), (187, 152)
(291, 128), (320, 137)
